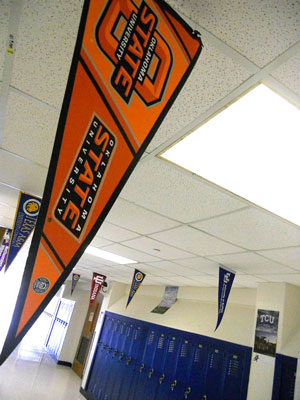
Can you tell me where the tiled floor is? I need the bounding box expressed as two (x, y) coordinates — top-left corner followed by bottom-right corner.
(0, 347), (85, 400)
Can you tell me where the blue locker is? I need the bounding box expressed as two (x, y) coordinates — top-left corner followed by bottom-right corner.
(272, 354), (297, 400)
(131, 330), (161, 400)
(102, 321), (127, 400)
(144, 332), (169, 400)
(203, 347), (225, 400)
(118, 325), (148, 400)
(222, 353), (245, 400)
(87, 316), (113, 398)
(155, 335), (182, 400)
(168, 340), (195, 400)
(188, 343), (208, 400)
(96, 319), (121, 400)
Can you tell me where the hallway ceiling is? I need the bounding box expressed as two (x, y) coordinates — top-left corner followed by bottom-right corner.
(1, 0), (300, 288)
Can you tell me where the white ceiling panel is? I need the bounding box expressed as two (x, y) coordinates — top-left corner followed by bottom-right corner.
(271, 52), (300, 95)
(122, 236), (194, 260)
(90, 236), (113, 249)
(3, 91), (58, 167)
(97, 222), (140, 242)
(257, 247), (300, 271)
(126, 263), (176, 278)
(168, 0), (300, 67)
(150, 225), (243, 256)
(209, 252), (297, 274)
(121, 158), (247, 223)
(194, 208), (300, 251)
(147, 260), (203, 277)
(233, 274), (267, 288)
(102, 243), (161, 263)
(0, 183), (19, 208)
(11, 0), (83, 109)
(255, 273), (300, 286)
(0, 216), (13, 229)
(142, 275), (183, 286)
(106, 198), (179, 235)
(0, 204), (14, 219)
(189, 275), (218, 287)
(0, 0), (10, 79)
(174, 257), (220, 275)
(0, 150), (47, 196)
(146, 42), (251, 152)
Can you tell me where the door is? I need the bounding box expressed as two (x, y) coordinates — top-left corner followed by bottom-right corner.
(222, 352), (245, 400)
(188, 343), (208, 400)
(202, 347), (225, 400)
(272, 354), (297, 400)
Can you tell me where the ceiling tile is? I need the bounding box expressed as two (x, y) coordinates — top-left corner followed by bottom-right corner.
(233, 274), (267, 288)
(102, 243), (161, 263)
(142, 275), (182, 286)
(126, 263), (176, 277)
(271, 52), (300, 95)
(0, 150), (47, 197)
(106, 198), (179, 234)
(121, 158), (246, 223)
(0, 183), (19, 208)
(189, 275), (218, 287)
(0, 216), (13, 229)
(147, 260), (202, 276)
(0, 1), (10, 79)
(194, 208), (300, 250)
(257, 247), (300, 271)
(168, 0), (300, 67)
(174, 257), (219, 275)
(255, 273), (300, 286)
(122, 236), (194, 260)
(147, 42), (251, 152)
(11, 0), (83, 109)
(150, 226), (243, 256)
(0, 204), (15, 219)
(3, 91), (59, 167)
(90, 236), (113, 248)
(209, 252), (296, 274)
(97, 222), (140, 242)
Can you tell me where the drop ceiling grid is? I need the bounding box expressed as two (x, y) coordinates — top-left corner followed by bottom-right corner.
(271, 52), (300, 95)
(0, 0), (10, 80)
(166, 0), (300, 67)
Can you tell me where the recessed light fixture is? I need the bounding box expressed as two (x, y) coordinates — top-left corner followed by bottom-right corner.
(85, 246), (137, 264)
(161, 84), (300, 226)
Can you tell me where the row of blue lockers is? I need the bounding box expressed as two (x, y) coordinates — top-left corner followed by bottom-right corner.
(82, 312), (252, 400)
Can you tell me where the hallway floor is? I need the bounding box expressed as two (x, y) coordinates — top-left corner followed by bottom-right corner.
(0, 346), (85, 400)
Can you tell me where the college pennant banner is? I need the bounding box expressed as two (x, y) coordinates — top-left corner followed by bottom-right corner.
(215, 266), (236, 331)
(126, 269), (146, 308)
(71, 273), (81, 295)
(90, 273), (106, 305)
(0, 0), (202, 364)
(5, 192), (41, 273)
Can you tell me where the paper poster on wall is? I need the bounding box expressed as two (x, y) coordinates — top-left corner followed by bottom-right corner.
(254, 309), (279, 357)
(215, 265), (236, 331)
(5, 192), (41, 272)
(71, 273), (81, 295)
(152, 285), (178, 314)
(0, 0), (202, 364)
(0, 229), (11, 272)
(89, 273), (106, 306)
(126, 269), (146, 308)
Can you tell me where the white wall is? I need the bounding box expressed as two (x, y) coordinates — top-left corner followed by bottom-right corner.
(58, 280), (90, 364)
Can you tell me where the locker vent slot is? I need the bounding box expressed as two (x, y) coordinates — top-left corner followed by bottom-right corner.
(180, 343), (188, 357)
(209, 352), (219, 369)
(168, 340), (175, 353)
(148, 331), (155, 345)
(134, 329), (140, 340)
(228, 359), (240, 377)
(194, 347), (202, 363)
(120, 324), (126, 334)
(158, 336), (165, 349)
(127, 326), (132, 337)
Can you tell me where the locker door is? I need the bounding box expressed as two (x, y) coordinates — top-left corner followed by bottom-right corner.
(144, 332), (169, 400)
(168, 340), (195, 400)
(156, 336), (182, 400)
(96, 319), (121, 400)
(188, 343), (208, 400)
(131, 330), (160, 400)
(87, 316), (113, 398)
(272, 354), (297, 400)
(202, 347), (225, 400)
(102, 322), (127, 400)
(110, 323), (134, 400)
(222, 353), (245, 400)
(118, 325), (148, 400)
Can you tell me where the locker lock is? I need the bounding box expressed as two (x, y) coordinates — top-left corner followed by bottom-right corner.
(108, 346), (112, 352)
(119, 352), (125, 361)
(113, 350), (118, 357)
(184, 387), (191, 399)
(148, 368), (154, 378)
(170, 380), (177, 391)
(126, 357), (132, 365)
(139, 363), (145, 373)
(202, 396), (207, 400)
(159, 374), (165, 384)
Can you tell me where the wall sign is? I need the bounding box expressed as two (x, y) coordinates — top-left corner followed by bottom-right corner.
(254, 309), (279, 357)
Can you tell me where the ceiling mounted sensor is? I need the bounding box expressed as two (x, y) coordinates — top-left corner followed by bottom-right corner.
(161, 84), (300, 227)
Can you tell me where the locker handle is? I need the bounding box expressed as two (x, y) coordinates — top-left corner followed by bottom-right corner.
(108, 346), (112, 352)
(119, 352), (125, 361)
(126, 357), (132, 365)
(202, 396), (207, 400)
(113, 350), (118, 358)
(159, 374), (165, 384)
(170, 380), (177, 391)
(184, 387), (191, 399)
(148, 368), (154, 378)
(139, 363), (145, 373)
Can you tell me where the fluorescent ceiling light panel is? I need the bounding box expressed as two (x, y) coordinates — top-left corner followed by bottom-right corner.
(85, 246), (137, 264)
(162, 84), (300, 226)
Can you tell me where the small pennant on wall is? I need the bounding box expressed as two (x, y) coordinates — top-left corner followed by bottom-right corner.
(71, 273), (81, 295)
(89, 273), (106, 305)
(215, 265), (235, 331)
(126, 269), (146, 308)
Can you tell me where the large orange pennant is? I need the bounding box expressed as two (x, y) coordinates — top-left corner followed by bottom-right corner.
(0, 0), (202, 363)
